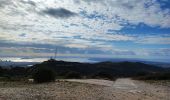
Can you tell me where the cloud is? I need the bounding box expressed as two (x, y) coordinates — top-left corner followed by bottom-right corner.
(0, 0), (11, 8)
(0, 0), (170, 61)
(138, 48), (170, 57)
(136, 36), (170, 45)
(19, 33), (26, 37)
(79, 0), (170, 28)
(42, 8), (77, 18)
(0, 45), (136, 58)
(149, 49), (170, 56)
(20, 0), (36, 6)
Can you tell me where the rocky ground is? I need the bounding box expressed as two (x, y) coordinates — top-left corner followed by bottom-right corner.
(0, 78), (169, 100)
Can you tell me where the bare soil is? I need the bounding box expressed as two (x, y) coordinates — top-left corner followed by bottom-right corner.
(0, 78), (169, 100)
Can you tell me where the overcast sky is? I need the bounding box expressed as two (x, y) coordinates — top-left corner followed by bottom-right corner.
(0, 0), (170, 62)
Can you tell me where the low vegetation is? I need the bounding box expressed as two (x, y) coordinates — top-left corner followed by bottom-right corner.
(32, 67), (56, 83)
(64, 71), (82, 79)
(91, 71), (116, 80)
(0, 59), (169, 83)
(134, 72), (170, 80)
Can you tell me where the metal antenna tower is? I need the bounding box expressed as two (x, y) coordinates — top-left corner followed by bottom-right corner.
(54, 47), (57, 59)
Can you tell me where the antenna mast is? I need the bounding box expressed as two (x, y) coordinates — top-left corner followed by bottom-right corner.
(54, 47), (57, 59)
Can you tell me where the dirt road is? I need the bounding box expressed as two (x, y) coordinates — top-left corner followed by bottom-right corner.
(65, 78), (170, 100)
(113, 78), (137, 89)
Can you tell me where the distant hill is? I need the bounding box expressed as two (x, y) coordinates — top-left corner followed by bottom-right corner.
(90, 58), (170, 68)
(1, 59), (169, 80)
(31, 59), (166, 77)
(0, 61), (39, 68)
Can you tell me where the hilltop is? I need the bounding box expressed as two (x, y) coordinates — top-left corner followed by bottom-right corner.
(30, 59), (165, 79)
(0, 59), (169, 80)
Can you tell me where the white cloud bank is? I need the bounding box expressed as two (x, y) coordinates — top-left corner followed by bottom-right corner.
(0, 0), (170, 60)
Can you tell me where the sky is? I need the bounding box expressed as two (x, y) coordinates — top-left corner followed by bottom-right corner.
(0, 0), (170, 62)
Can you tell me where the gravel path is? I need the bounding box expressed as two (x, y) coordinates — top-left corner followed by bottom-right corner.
(113, 78), (137, 89)
(0, 78), (169, 100)
(64, 79), (114, 86)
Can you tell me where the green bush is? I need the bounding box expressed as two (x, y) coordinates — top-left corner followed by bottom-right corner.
(92, 71), (115, 80)
(135, 72), (170, 80)
(65, 71), (81, 79)
(32, 67), (56, 83)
